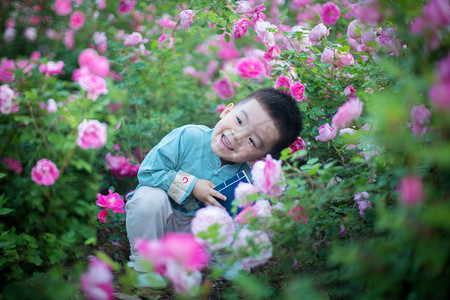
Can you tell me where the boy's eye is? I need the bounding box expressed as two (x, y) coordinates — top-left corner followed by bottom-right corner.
(249, 137), (256, 147)
(236, 117), (242, 125)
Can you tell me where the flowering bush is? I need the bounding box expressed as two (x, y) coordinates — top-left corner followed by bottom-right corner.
(1, 0), (449, 298)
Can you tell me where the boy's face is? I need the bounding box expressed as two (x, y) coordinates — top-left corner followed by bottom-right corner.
(211, 98), (280, 163)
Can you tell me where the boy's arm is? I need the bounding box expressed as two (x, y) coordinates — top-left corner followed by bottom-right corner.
(137, 127), (199, 205)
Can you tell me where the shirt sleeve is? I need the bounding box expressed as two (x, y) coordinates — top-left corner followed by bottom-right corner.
(137, 127), (200, 204)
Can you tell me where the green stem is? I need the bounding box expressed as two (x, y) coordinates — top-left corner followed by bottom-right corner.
(28, 103), (59, 159)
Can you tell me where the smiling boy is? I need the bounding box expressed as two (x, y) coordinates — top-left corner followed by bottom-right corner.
(125, 88), (302, 272)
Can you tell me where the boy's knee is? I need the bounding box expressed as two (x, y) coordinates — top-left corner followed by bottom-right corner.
(126, 186), (170, 217)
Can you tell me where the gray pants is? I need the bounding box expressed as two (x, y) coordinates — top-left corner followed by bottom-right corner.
(125, 186), (193, 271)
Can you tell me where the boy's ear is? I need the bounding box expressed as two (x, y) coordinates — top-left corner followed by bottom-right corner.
(219, 103), (234, 119)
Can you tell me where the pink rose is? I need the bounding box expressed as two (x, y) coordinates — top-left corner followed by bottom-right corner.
(234, 182), (257, 208)
(105, 153), (139, 179)
(254, 20), (276, 47)
(429, 80), (450, 111)
(424, 0), (450, 27)
(191, 206), (235, 250)
(80, 257), (114, 300)
(354, 191), (370, 202)
(320, 2), (341, 25)
(123, 32), (143, 46)
(354, 1), (380, 25)
(344, 85), (356, 98)
(263, 44), (281, 61)
(64, 30), (75, 49)
(118, 0), (136, 13)
(180, 10), (194, 29)
(96, 190), (125, 213)
(233, 18), (249, 39)
(38, 61), (65, 77)
(89, 56), (110, 78)
(236, 56), (265, 79)
(93, 32), (107, 53)
(275, 75), (292, 90)
(347, 20), (364, 41)
(78, 48), (99, 68)
(217, 46), (241, 60)
(331, 97), (363, 129)
(438, 53), (450, 80)
(235, 206), (258, 225)
(288, 204), (308, 224)
(357, 200), (372, 218)
(78, 74), (108, 100)
(164, 260), (202, 296)
(212, 76), (234, 100)
(24, 27), (37, 41)
(40, 98), (58, 113)
(399, 175), (424, 206)
(232, 229), (273, 268)
(0, 84), (19, 114)
(3, 157), (22, 174)
(290, 81), (305, 101)
(251, 154), (286, 198)
(320, 47), (336, 64)
(309, 23), (330, 45)
(77, 119), (107, 149)
(291, 0), (312, 9)
(159, 19), (177, 28)
(98, 209), (108, 223)
(315, 123), (337, 142)
(254, 199), (272, 217)
(289, 137), (306, 154)
(410, 104), (431, 136)
(54, 0), (72, 16)
(69, 11), (85, 30)
(31, 158), (60, 186)
(216, 104), (226, 113)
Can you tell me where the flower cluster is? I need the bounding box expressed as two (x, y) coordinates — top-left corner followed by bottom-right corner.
(96, 190), (125, 223)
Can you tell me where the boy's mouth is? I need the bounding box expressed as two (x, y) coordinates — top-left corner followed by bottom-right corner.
(220, 134), (234, 151)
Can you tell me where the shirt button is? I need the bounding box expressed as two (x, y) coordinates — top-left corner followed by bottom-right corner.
(213, 170), (218, 176)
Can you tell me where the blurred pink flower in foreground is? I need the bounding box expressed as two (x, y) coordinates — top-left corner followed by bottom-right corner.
(136, 233), (210, 272)
(234, 182), (257, 208)
(233, 18), (249, 39)
(399, 175), (424, 206)
(235, 206), (258, 225)
(216, 103), (226, 113)
(69, 11), (85, 30)
(309, 23), (330, 45)
(96, 190), (125, 214)
(320, 2), (341, 25)
(31, 158), (60, 186)
(80, 257), (114, 300)
(429, 80), (450, 111)
(290, 81), (305, 101)
(410, 104), (431, 136)
(3, 157), (22, 174)
(251, 154), (286, 197)
(77, 119), (107, 149)
(191, 206), (235, 250)
(236, 56), (265, 79)
(180, 10), (194, 29)
(105, 152), (139, 179)
(164, 260), (202, 295)
(315, 123), (337, 142)
(331, 97), (363, 129)
(232, 229), (273, 268)
(54, 0), (72, 16)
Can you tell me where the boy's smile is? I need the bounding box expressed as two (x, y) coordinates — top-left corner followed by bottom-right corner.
(211, 98), (279, 164)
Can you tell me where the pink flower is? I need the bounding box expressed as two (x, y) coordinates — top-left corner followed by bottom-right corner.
(429, 80), (450, 111)
(347, 20), (364, 41)
(96, 190), (125, 213)
(93, 32), (107, 53)
(212, 76), (234, 100)
(77, 119), (107, 149)
(234, 182), (257, 208)
(357, 200), (372, 218)
(235, 206), (258, 225)
(159, 19), (177, 28)
(263, 45), (281, 61)
(3, 28), (16, 43)
(97, 0), (106, 9)
(180, 10), (194, 29)
(331, 97), (363, 129)
(31, 158), (60, 186)
(232, 229), (273, 268)
(64, 30), (75, 49)
(105, 153), (139, 179)
(290, 81), (305, 101)
(0, 84), (19, 114)
(78, 48), (99, 68)
(344, 85), (356, 98)
(90, 56), (110, 78)
(217, 46), (240, 60)
(40, 98), (58, 113)
(254, 199), (272, 217)
(251, 154), (286, 198)
(54, 0), (72, 16)
(216, 104), (226, 113)
(233, 18), (249, 39)
(399, 175), (424, 206)
(136, 233), (210, 272)
(38, 61), (65, 77)
(164, 260), (202, 296)
(320, 47), (336, 64)
(354, 191), (370, 202)
(354, 2), (380, 25)
(424, 0), (450, 27)
(254, 20), (276, 47)
(69, 11), (85, 30)
(410, 104), (431, 136)
(123, 32), (143, 46)
(288, 204), (308, 224)
(3, 157), (22, 174)
(315, 123), (337, 142)
(291, 0), (312, 9)
(98, 209), (108, 223)
(309, 23), (330, 45)
(289, 137), (306, 154)
(80, 257), (114, 300)
(24, 27), (37, 41)
(275, 75), (292, 90)
(320, 2), (341, 25)
(191, 206), (235, 250)
(118, 0), (136, 13)
(78, 74), (108, 100)
(236, 56), (265, 79)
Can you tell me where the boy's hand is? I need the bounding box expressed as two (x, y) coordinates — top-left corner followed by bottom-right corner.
(192, 179), (227, 209)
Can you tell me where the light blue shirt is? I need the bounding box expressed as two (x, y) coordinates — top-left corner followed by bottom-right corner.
(130, 125), (251, 216)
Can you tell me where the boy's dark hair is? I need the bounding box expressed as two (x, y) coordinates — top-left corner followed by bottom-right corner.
(237, 88), (303, 156)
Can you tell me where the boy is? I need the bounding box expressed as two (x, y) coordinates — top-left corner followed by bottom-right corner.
(126, 88), (302, 273)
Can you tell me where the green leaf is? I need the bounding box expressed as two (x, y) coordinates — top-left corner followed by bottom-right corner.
(0, 208), (14, 215)
(224, 33), (231, 43)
